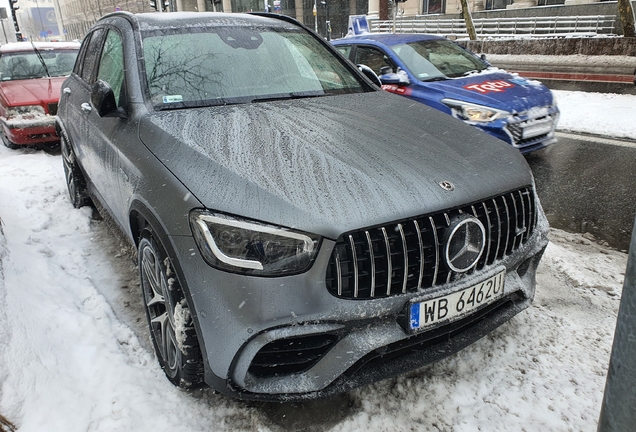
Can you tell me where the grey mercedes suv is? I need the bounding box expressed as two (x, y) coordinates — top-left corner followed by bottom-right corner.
(56, 11), (549, 401)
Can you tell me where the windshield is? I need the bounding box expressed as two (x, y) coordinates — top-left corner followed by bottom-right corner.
(392, 40), (488, 81)
(0, 50), (78, 81)
(142, 26), (369, 108)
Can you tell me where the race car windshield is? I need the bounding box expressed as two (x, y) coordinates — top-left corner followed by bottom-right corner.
(393, 40), (488, 81)
(142, 26), (370, 109)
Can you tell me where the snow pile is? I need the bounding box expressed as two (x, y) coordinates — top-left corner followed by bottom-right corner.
(554, 90), (636, 140)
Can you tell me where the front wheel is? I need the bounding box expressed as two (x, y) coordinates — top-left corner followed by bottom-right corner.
(60, 132), (90, 208)
(138, 229), (204, 388)
(1, 131), (18, 150)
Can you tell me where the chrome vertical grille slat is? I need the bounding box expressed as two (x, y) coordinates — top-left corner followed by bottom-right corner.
(326, 186), (539, 300)
(414, 220), (424, 290)
(381, 227), (392, 296)
(348, 235), (359, 298)
(398, 224), (408, 294)
(335, 254), (342, 296)
(500, 196), (511, 257)
(491, 198), (503, 262)
(481, 202), (493, 266)
(429, 216), (439, 287)
(365, 231), (376, 298)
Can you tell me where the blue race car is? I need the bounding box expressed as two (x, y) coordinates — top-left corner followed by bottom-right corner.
(332, 34), (559, 154)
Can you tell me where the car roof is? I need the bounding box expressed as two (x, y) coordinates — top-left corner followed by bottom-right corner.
(333, 33), (448, 46)
(100, 11), (297, 31)
(0, 41), (81, 53)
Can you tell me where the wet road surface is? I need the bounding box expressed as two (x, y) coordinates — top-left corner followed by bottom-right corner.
(525, 131), (636, 251)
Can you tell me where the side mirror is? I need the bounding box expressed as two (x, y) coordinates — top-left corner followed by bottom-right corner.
(379, 65), (393, 75)
(480, 53), (492, 67)
(379, 71), (410, 86)
(357, 64), (382, 88)
(91, 79), (126, 118)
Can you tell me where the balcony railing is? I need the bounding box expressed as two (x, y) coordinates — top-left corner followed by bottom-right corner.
(369, 15), (617, 38)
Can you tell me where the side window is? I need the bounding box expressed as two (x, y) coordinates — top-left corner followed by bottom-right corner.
(335, 45), (351, 58)
(97, 30), (126, 107)
(79, 28), (106, 84)
(353, 46), (394, 76)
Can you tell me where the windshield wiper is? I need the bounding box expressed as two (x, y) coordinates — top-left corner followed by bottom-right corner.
(251, 92), (326, 103)
(420, 76), (448, 82)
(31, 42), (50, 78)
(462, 69), (480, 76)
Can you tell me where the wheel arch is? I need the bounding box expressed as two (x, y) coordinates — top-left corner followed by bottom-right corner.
(128, 199), (216, 386)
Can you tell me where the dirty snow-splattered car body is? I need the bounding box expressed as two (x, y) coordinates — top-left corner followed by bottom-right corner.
(332, 34), (559, 154)
(56, 12), (549, 401)
(0, 42), (79, 148)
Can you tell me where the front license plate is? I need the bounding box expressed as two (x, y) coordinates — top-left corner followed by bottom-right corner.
(409, 271), (505, 332)
(521, 119), (553, 139)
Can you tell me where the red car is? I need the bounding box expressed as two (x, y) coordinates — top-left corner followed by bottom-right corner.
(0, 42), (80, 149)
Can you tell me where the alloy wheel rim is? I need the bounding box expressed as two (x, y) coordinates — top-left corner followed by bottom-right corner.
(141, 242), (178, 372)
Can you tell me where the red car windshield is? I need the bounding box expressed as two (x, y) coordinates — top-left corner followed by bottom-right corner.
(0, 50), (78, 81)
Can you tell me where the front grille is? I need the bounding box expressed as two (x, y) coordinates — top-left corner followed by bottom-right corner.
(48, 103), (58, 116)
(506, 112), (557, 148)
(248, 334), (339, 378)
(326, 187), (537, 300)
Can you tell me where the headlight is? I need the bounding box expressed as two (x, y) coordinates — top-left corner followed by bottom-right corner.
(190, 210), (321, 276)
(441, 99), (510, 123)
(6, 105), (46, 119)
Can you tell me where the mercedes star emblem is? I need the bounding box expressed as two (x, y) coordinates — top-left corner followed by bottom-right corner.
(445, 216), (486, 273)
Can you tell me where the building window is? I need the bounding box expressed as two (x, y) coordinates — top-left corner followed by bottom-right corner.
(536, 0), (565, 5)
(485, 0), (513, 10)
(422, 0), (445, 15)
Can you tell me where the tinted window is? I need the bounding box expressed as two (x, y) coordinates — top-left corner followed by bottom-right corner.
(142, 26), (368, 108)
(335, 45), (352, 57)
(79, 28), (106, 84)
(353, 46), (394, 76)
(97, 30), (126, 106)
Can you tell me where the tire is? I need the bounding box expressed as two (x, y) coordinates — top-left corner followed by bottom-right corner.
(138, 228), (204, 388)
(60, 132), (90, 208)
(1, 131), (19, 150)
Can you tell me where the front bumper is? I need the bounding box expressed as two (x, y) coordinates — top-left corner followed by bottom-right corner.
(0, 115), (59, 146)
(172, 196), (550, 401)
(474, 107), (560, 154)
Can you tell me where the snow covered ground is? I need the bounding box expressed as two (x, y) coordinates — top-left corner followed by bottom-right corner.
(0, 91), (634, 432)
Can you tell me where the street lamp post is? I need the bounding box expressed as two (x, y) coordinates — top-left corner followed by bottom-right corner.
(313, 0), (317, 33)
(320, 0), (330, 40)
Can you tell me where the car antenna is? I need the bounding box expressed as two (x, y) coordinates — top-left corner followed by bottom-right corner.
(30, 41), (50, 78)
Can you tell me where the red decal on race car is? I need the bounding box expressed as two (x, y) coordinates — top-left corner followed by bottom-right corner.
(463, 80), (514, 94)
(382, 84), (412, 96)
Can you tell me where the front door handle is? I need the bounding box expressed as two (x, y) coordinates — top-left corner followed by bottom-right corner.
(80, 102), (92, 112)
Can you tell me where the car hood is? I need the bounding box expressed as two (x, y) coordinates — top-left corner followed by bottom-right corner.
(0, 77), (66, 106)
(422, 70), (554, 114)
(138, 91), (534, 239)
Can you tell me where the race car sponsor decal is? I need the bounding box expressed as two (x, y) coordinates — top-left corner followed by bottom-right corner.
(382, 84), (413, 96)
(463, 80), (514, 94)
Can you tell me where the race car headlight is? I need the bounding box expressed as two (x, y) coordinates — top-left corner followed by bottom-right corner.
(190, 210), (321, 276)
(6, 105), (46, 119)
(441, 99), (510, 123)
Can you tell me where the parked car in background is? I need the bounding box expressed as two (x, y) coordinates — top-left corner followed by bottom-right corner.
(57, 11), (549, 401)
(332, 34), (559, 154)
(0, 41), (80, 149)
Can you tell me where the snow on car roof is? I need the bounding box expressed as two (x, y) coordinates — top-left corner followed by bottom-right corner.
(334, 33), (449, 46)
(101, 11), (295, 32)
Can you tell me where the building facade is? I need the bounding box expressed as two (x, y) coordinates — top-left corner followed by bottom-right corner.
(8, 0), (616, 44)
